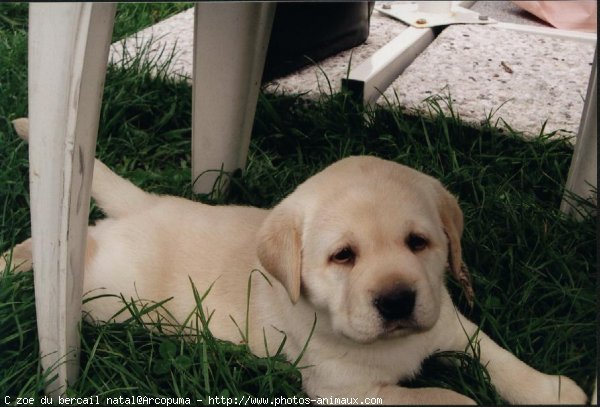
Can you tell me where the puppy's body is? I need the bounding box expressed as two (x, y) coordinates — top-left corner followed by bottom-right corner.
(2, 118), (587, 404)
(85, 191), (268, 338)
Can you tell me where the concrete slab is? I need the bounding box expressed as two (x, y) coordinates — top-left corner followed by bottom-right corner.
(380, 24), (595, 139)
(110, 8), (195, 81)
(109, 5), (408, 96)
(109, 2), (595, 140)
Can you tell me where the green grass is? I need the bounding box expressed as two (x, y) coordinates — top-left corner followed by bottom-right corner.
(0, 3), (596, 404)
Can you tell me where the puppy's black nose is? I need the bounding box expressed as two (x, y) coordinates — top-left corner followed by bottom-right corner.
(374, 288), (416, 321)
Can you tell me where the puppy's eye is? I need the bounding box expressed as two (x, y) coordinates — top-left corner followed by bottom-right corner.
(331, 247), (355, 265)
(407, 233), (428, 252)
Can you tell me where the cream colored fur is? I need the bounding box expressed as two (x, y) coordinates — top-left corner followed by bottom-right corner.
(1, 118), (588, 404)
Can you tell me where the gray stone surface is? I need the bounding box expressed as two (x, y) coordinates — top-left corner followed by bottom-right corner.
(381, 24), (595, 139)
(109, 5), (408, 96)
(109, 2), (595, 140)
(470, 1), (549, 27)
(110, 8), (195, 80)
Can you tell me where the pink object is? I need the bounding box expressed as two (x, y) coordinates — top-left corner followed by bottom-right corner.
(512, 1), (597, 32)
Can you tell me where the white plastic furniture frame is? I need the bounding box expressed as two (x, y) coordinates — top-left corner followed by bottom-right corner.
(28, 2), (275, 395)
(560, 47), (597, 219)
(345, 2), (597, 212)
(342, 0), (476, 104)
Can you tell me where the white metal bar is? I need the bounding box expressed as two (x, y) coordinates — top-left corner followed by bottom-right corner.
(560, 46), (597, 219)
(378, 1), (493, 28)
(496, 22), (597, 44)
(418, 1), (452, 14)
(28, 3), (116, 395)
(191, 3), (276, 195)
(343, 27), (435, 104)
(345, 0), (475, 104)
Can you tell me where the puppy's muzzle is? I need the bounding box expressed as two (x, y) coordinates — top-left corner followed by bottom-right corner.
(374, 287), (416, 322)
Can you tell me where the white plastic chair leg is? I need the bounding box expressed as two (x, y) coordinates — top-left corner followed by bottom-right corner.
(28, 3), (116, 395)
(561, 46), (597, 219)
(191, 3), (276, 194)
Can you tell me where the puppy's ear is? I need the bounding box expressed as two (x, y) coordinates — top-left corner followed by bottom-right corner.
(435, 184), (474, 306)
(256, 201), (302, 304)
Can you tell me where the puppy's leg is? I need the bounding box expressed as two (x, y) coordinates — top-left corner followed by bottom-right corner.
(376, 384), (476, 405)
(443, 292), (587, 404)
(305, 380), (475, 405)
(1, 236), (97, 275)
(1, 238), (33, 273)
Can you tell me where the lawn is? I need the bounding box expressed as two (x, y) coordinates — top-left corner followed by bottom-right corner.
(0, 3), (596, 404)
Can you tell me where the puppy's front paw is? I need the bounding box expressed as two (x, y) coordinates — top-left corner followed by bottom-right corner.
(378, 385), (476, 405)
(547, 374), (588, 404)
(505, 373), (587, 404)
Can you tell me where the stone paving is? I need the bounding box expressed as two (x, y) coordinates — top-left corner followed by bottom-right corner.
(109, 1), (596, 140)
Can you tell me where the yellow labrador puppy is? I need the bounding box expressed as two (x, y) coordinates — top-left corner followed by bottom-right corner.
(3, 118), (587, 404)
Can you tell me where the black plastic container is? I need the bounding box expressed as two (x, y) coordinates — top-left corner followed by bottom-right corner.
(263, 2), (374, 82)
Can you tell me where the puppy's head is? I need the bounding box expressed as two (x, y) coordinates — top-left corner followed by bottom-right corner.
(257, 156), (472, 344)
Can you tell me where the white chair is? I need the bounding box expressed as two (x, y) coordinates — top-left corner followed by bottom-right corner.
(27, 2), (275, 395)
